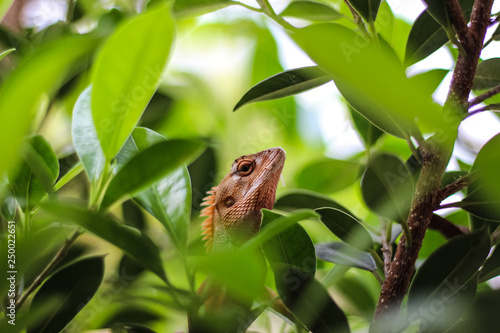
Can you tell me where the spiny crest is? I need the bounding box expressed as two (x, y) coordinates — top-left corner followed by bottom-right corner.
(200, 186), (217, 252)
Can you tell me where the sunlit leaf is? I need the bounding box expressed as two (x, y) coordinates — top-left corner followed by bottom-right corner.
(348, 104), (384, 147)
(315, 208), (374, 251)
(374, 1), (394, 45)
(0, 183), (16, 220)
(92, 4), (175, 161)
(462, 133), (500, 221)
(347, 0), (382, 22)
(234, 66), (331, 111)
(409, 68), (449, 96)
(315, 242), (376, 271)
(173, 0), (232, 17)
(472, 58), (500, 90)
(0, 35), (98, 180)
(293, 23), (443, 139)
(101, 139), (204, 211)
(129, 128), (193, 251)
(43, 201), (167, 281)
(261, 210), (316, 280)
(361, 153), (413, 223)
(280, 1), (343, 21)
(8, 135), (59, 211)
(28, 256), (104, 333)
(296, 158), (361, 194)
(72, 86), (106, 182)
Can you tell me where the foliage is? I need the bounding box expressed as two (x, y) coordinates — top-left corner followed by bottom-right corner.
(1, 0), (500, 332)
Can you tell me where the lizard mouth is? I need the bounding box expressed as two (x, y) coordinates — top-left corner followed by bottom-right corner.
(247, 147), (286, 199)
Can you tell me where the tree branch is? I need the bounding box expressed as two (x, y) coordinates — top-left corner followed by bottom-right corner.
(429, 214), (468, 239)
(437, 172), (476, 201)
(445, 0), (473, 48)
(468, 103), (500, 117)
(468, 84), (500, 107)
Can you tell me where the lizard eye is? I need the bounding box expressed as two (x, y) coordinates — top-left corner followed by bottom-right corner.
(224, 196), (235, 207)
(237, 160), (254, 176)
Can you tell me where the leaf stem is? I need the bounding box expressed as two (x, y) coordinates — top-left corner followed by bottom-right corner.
(467, 83), (500, 107)
(256, 0), (296, 31)
(231, 1), (262, 13)
(16, 229), (82, 308)
(53, 162), (84, 192)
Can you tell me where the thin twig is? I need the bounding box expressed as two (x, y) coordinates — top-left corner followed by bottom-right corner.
(468, 84), (500, 107)
(343, 0), (370, 39)
(437, 172), (476, 202)
(445, 0), (472, 48)
(16, 229), (82, 308)
(380, 219), (392, 276)
(256, 0), (296, 31)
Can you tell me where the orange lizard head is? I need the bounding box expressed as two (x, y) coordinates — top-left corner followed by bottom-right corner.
(200, 147), (286, 252)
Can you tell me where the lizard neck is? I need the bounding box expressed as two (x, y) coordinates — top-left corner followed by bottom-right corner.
(210, 211), (261, 253)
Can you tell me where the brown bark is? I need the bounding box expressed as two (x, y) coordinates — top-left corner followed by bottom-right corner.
(370, 0), (494, 331)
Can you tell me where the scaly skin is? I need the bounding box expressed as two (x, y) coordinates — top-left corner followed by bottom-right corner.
(197, 147), (286, 314)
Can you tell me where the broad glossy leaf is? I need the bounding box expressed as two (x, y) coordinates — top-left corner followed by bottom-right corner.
(0, 48), (14, 61)
(408, 229), (490, 330)
(8, 135), (59, 211)
(348, 104), (384, 147)
(315, 208), (373, 251)
(472, 58), (500, 90)
(188, 146), (217, 213)
(361, 153), (413, 223)
(423, 0), (450, 29)
(462, 133), (500, 221)
(479, 245), (500, 282)
(405, 0), (475, 66)
(347, 0), (382, 22)
(130, 128), (193, 251)
(374, 1), (394, 46)
(234, 66), (331, 111)
(72, 86), (106, 182)
(336, 275), (376, 318)
(28, 256), (104, 333)
(101, 139), (204, 211)
(276, 274), (350, 333)
(296, 158), (361, 194)
(315, 242), (376, 271)
(92, 4), (175, 161)
(275, 190), (353, 215)
(0, 35), (98, 180)
(261, 210), (316, 279)
(448, 289), (500, 332)
(280, 1), (343, 21)
(293, 23), (442, 139)
(242, 209), (318, 251)
(43, 201), (167, 281)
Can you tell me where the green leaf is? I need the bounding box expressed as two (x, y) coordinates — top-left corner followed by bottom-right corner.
(0, 183), (16, 220)
(335, 275), (376, 318)
(72, 86), (106, 182)
(129, 128), (192, 252)
(472, 58), (500, 90)
(315, 242), (376, 271)
(92, 4), (175, 161)
(0, 47), (14, 61)
(423, 0), (450, 29)
(361, 153), (413, 223)
(374, 1), (394, 45)
(293, 23), (443, 139)
(347, 0), (382, 22)
(315, 208), (374, 251)
(275, 190), (354, 215)
(296, 158), (361, 194)
(101, 139), (204, 211)
(348, 101), (384, 148)
(242, 209), (318, 251)
(173, 0), (231, 17)
(28, 256), (104, 333)
(408, 229), (490, 330)
(0, 0), (14, 22)
(405, 0), (475, 66)
(8, 135), (59, 211)
(43, 201), (167, 281)
(409, 69), (449, 96)
(261, 210), (316, 280)
(280, 1), (343, 21)
(0, 35), (98, 180)
(462, 133), (500, 221)
(234, 66), (331, 111)
(188, 146), (217, 213)
(276, 274), (350, 333)
(479, 245), (500, 283)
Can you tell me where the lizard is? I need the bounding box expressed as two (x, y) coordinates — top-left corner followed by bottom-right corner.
(193, 147), (290, 330)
